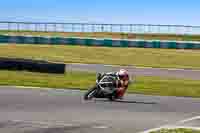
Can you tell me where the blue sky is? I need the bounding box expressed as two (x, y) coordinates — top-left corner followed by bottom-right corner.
(0, 0), (199, 25)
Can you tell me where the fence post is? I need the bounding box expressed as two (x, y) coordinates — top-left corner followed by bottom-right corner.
(92, 24), (95, 32)
(81, 24), (84, 32)
(101, 24), (104, 32)
(44, 24), (48, 32)
(17, 23), (20, 32)
(54, 24), (57, 32)
(35, 23), (38, 32)
(110, 24), (113, 32)
(167, 25), (170, 34)
(130, 24), (133, 33)
(147, 24), (150, 33)
(120, 24), (122, 32)
(72, 24), (75, 32)
(7, 22), (11, 31)
(62, 24), (65, 32)
(26, 23), (29, 31)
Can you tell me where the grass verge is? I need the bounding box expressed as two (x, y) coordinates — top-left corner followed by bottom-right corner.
(1, 30), (200, 41)
(1, 70), (200, 98)
(150, 128), (200, 133)
(0, 44), (200, 69)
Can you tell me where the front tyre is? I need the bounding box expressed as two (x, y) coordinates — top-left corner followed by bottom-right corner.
(84, 86), (97, 100)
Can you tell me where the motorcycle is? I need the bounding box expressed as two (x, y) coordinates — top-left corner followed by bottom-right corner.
(84, 73), (124, 101)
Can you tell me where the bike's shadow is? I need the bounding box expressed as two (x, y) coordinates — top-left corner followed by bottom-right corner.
(94, 99), (157, 105)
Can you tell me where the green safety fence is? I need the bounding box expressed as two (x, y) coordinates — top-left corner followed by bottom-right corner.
(23, 36), (35, 44)
(168, 41), (177, 49)
(185, 43), (194, 49)
(91, 39), (103, 46)
(8, 36), (19, 44)
(17, 36), (26, 44)
(66, 38), (77, 45)
(120, 40), (129, 47)
(0, 35), (9, 43)
(33, 37), (45, 44)
(0, 35), (200, 49)
(152, 41), (161, 48)
(136, 40), (146, 48)
(104, 39), (113, 47)
(50, 37), (62, 45)
(84, 38), (93, 46)
(111, 40), (121, 47)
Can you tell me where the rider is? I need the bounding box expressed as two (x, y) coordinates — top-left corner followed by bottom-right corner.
(98, 69), (130, 99)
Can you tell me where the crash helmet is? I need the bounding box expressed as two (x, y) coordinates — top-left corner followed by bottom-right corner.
(117, 69), (129, 80)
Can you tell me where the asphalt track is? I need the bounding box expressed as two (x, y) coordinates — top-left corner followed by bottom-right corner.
(1, 63), (200, 132)
(66, 63), (200, 80)
(0, 86), (200, 133)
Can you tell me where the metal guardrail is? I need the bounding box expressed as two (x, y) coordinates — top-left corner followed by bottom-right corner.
(0, 21), (200, 35)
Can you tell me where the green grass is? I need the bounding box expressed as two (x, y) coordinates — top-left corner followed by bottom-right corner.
(1, 70), (200, 98)
(0, 70), (95, 89)
(1, 30), (200, 41)
(0, 44), (200, 69)
(150, 128), (200, 133)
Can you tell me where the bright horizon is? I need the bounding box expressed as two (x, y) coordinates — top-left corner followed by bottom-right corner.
(0, 0), (200, 26)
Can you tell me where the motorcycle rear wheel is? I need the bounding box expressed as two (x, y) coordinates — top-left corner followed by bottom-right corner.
(108, 90), (119, 101)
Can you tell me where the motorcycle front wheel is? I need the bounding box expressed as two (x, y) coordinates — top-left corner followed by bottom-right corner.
(84, 86), (98, 100)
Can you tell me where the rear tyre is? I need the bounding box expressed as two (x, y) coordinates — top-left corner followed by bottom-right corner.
(108, 95), (115, 101)
(108, 90), (118, 101)
(84, 86), (97, 100)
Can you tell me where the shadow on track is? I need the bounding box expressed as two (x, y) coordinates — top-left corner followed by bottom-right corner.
(94, 99), (157, 105)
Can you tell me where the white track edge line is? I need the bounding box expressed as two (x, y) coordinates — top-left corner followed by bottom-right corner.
(140, 115), (200, 133)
